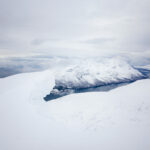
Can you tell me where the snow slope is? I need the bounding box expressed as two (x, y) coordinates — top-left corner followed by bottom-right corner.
(0, 70), (150, 150)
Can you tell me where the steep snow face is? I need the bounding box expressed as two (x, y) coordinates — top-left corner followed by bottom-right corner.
(45, 58), (143, 100)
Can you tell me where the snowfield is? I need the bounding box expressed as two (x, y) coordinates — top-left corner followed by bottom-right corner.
(0, 68), (150, 150)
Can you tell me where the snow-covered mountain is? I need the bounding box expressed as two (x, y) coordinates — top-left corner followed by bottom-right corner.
(46, 58), (144, 100)
(0, 57), (150, 150)
(55, 58), (142, 88)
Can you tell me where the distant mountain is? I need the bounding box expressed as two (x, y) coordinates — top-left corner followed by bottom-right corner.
(47, 58), (144, 100)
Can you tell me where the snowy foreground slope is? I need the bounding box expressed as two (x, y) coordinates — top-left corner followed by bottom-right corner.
(0, 70), (150, 150)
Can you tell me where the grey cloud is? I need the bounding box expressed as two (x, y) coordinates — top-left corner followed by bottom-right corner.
(31, 38), (61, 46)
(83, 38), (116, 44)
(0, 0), (150, 58)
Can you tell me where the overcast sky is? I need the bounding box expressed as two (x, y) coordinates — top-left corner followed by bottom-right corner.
(0, 0), (150, 57)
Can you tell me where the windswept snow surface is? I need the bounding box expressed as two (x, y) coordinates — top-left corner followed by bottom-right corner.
(0, 68), (150, 150)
